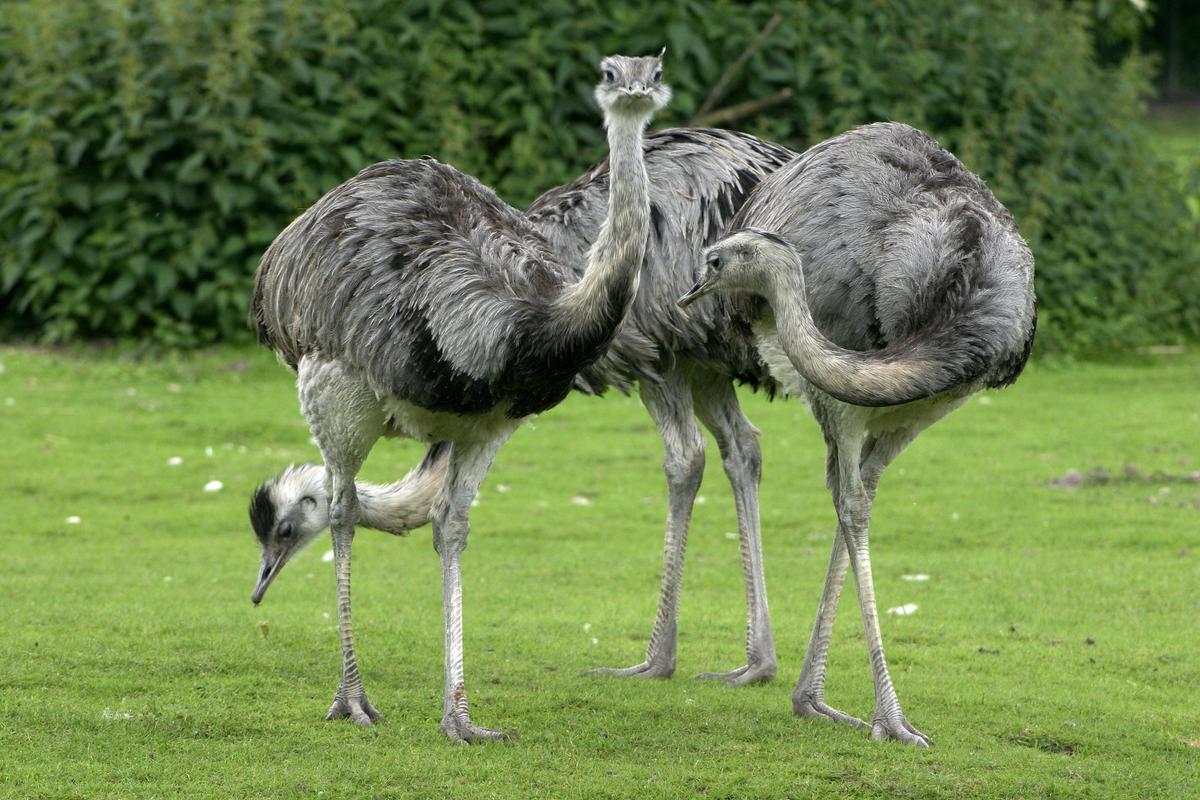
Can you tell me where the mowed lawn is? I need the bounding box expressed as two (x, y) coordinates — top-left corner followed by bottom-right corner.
(0, 345), (1197, 799)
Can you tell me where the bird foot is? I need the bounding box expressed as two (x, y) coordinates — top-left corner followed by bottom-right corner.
(792, 691), (869, 729)
(694, 661), (776, 686)
(440, 711), (511, 744)
(870, 713), (931, 747)
(585, 659), (674, 679)
(326, 692), (384, 727)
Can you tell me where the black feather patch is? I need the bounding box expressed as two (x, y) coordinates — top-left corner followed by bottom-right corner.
(249, 484), (275, 544)
(420, 441), (452, 470)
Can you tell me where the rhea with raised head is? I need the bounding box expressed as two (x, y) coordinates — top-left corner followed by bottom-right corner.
(247, 52), (670, 743)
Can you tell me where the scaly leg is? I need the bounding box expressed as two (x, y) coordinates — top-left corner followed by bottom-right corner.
(792, 533), (864, 727)
(435, 437), (511, 743)
(590, 368), (704, 679)
(793, 441), (867, 727)
(692, 373), (776, 685)
(833, 429), (930, 747)
(298, 358), (385, 726)
(325, 494), (384, 726)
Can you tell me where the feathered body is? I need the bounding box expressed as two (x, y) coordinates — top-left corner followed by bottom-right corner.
(723, 122), (1036, 404)
(251, 159), (633, 423)
(246, 53), (672, 742)
(682, 122), (1038, 745)
(528, 128), (797, 393)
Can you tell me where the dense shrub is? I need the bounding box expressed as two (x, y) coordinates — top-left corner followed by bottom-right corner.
(1, 0), (1196, 350)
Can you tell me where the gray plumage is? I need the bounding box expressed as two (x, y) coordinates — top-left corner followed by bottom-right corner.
(713, 122), (1036, 404)
(251, 125), (799, 696)
(247, 54), (670, 742)
(681, 122), (1037, 745)
(251, 158), (617, 420)
(527, 127), (798, 684)
(529, 127), (797, 394)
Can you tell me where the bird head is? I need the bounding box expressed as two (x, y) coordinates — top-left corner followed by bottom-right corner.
(677, 229), (793, 308)
(249, 463), (329, 604)
(594, 50), (671, 118)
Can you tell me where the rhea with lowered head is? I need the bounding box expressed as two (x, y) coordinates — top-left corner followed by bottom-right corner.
(248, 52), (669, 743)
(678, 123), (1037, 745)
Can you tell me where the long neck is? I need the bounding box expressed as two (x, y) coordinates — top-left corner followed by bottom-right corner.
(349, 480), (433, 534)
(549, 112), (650, 341)
(350, 446), (445, 534)
(763, 252), (947, 407)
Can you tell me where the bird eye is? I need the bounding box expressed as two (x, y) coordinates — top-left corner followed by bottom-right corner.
(652, 67), (663, 83)
(603, 67), (617, 84)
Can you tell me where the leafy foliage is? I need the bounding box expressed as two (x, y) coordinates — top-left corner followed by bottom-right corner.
(1, 0), (1196, 350)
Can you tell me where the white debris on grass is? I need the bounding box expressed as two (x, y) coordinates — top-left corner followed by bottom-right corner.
(203, 480), (224, 493)
(977, 395), (993, 406)
(163, 576), (173, 583)
(724, 532), (737, 540)
(951, 512), (961, 522)
(124, 387), (137, 397)
(66, 516), (81, 525)
(583, 623), (592, 632)
(0, 362), (5, 374)
(165, 382), (181, 393)
(322, 550), (335, 563)
(901, 574), (930, 582)
(496, 484), (510, 494)
(4, 398), (14, 407)
(887, 603), (919, 616)
(571, 495), (593, 507)
(695, 495), (707, 505)
(167, 456), (183, 466)
(590, 637), (599, 646)
(102, 708), (134, 721)
(205, 446), (214, 457)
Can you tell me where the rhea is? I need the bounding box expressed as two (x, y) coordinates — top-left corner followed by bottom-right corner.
(253, 126), (798, 689)
(678, 124), (1037, 744)
(248, 53), (669, 743)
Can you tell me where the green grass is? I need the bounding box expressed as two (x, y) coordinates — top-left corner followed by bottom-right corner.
(1, 345), (1197, 799)
(1144, 106), (1200, 169)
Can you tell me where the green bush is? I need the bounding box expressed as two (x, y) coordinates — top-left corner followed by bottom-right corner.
(1, 0), (1196, 350)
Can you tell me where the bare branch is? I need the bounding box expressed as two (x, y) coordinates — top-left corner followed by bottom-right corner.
(691, 87), (793, 128)
(690, 12), (784, 125)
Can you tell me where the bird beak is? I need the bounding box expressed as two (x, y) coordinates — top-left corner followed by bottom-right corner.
(677, 276), (717, 309)
(624, 80), (652, 97)
(251, 553), (284, 605)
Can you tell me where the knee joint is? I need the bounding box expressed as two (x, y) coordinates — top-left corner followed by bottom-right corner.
(432, 513), (469, 556)
(722, 437), (762, 483)
(664, 439), (705, 492)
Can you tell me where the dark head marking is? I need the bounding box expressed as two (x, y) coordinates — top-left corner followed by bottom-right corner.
(249, 483), (276, 544)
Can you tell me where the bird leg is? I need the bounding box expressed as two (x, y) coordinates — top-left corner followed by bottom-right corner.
(589, 371), (703, 680)
(793, 442), (866, 727)
(834, 435), (930, 747)
(434, 439), (510, 744)
(693, 376), (776, 685)
(325, 487), (383, 726)
(791, 533), (865, 727)
(299, 359), (385, 727)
